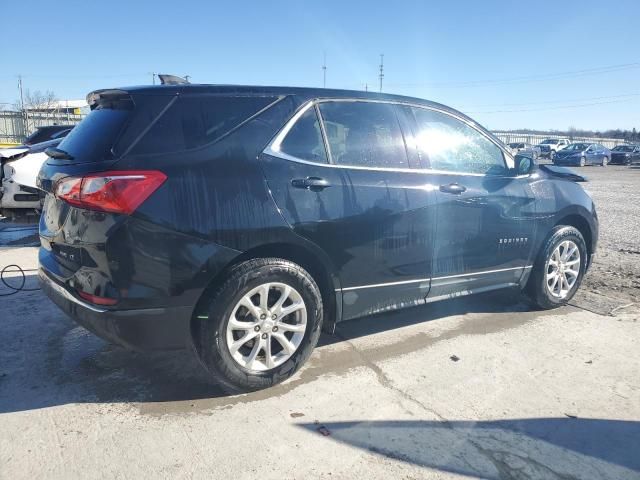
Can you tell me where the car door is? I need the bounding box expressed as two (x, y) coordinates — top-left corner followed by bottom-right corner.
(404, 105), (537, 301)
(261, 100), (437, 320)
(591, 144), (600, 164)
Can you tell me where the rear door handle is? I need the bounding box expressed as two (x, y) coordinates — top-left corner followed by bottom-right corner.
(291, 177), (331, 191)
(439, 183), (467, 195)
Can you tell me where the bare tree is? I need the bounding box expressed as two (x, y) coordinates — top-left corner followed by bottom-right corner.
(13, 89), (59, 112)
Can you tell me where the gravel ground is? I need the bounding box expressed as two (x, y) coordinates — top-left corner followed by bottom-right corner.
(579, 165), (640, 304)
(0, 166), (639, 479)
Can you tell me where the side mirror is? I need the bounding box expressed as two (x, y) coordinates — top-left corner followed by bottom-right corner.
(514, 153), (535, 176)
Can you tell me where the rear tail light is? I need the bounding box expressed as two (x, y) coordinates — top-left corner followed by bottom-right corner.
(55, 170), (166, 215)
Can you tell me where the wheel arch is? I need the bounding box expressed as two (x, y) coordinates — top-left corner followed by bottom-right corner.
(555, 213), (593, 257)
(191, 241), (342, 336)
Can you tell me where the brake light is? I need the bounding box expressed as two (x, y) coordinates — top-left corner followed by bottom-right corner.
(77, 290), (118, 306)
(55, 170), (166, 215)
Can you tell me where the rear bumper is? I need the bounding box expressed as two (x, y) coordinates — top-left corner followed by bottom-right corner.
(39, 268), (192, 351)
(609, 156), (629, 164)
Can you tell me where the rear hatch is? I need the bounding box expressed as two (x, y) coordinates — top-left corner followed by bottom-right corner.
(38, 90), (172, 237)
(37, 89), (174, 287)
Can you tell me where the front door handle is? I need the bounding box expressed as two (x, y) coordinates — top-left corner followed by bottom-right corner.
(439, 183), (467, 195)
(291, 177), (331, 191)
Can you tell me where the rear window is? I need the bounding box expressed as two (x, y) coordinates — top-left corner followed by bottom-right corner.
(56, 107), (130, 162)
(128, 95), (278, 155)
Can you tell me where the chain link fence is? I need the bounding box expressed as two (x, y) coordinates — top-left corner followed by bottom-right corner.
(492, 131), (626, 149)
(0, 111), (86, 145)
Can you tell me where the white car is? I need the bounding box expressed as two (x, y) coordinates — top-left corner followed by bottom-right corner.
(537, 138), (570, 160)
(0, 140), (54, 215)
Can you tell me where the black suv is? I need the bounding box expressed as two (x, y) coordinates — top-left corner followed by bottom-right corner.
(38, 85), (598, 391)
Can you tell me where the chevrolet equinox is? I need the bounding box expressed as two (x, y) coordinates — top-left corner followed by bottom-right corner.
(38, 85), (598, 391)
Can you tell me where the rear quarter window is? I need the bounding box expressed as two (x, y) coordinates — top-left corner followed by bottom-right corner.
(128, 95), (279, 155)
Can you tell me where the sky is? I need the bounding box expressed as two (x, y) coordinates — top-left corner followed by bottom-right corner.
(1, 0), (639, 131)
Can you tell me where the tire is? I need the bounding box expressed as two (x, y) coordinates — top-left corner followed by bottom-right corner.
(526, 226), (588, 309)
(602, 156), (608, 167)
(192, 258), (323, 392)
(580, 156), (586, 167)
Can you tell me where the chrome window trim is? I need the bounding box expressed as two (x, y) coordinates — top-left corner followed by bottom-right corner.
(315, 103), (334, 164)
(264, 98), (517, 175)
(336, 265), (532, 292)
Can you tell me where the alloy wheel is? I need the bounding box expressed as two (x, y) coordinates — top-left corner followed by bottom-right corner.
(226, 282), (307, 371)
(546, 240), (581, 299)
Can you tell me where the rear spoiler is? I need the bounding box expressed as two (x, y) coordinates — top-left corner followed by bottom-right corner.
(539, 164), (588, 182)
(86, 89), (134, 110)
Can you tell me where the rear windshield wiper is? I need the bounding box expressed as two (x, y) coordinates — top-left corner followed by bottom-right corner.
(45, 147), (74, 160)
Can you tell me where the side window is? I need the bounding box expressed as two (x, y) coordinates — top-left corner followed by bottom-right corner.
(130, 95), (277, 155)
(279, 107), (328, 163)
(410, 107), (507, 175)
(318, 101), (409, 169)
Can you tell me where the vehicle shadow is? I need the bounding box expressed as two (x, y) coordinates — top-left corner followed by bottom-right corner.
(0, 274), (534, 414)
(295, 418), (640, 478)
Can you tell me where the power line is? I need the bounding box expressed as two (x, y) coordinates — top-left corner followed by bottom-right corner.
(461, 92), (640, 109)
(387, 62), (640, 89)
(463, 98), (635, 114)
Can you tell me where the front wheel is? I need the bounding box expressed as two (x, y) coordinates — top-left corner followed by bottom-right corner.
(192, 258), (323, 392)
(526, 226), (587, 309)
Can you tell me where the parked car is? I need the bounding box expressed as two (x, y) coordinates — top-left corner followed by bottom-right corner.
(609, 144), (640, 165)
(507, 142), (541, 159)
(553, 142), (610, 167)
(537, 138), (570, 159)
(38, 85), (598, 392)
(23, 125), (74, 146)
(0, 139), (59, 216)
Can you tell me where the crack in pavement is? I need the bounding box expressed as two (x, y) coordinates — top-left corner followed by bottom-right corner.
(470, 440), (582, 480)
(334, 330), (450, 422)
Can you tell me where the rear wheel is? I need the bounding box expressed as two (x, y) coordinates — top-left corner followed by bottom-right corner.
(192, 258), (323, 392)
(526, 226), (587, 309)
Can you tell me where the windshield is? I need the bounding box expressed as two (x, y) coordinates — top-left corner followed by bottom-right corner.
(613, 145), (634, 152)
(565, 143), (590, 151)
(541, 139), (558, 145)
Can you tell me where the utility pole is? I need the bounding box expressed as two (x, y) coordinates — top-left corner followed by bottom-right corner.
(379, 54), (384, 93)
(364, 83), (368, 92)
(322, 52), (327, 88)
(17, 75), (25, 111)
(18, 75), (28, 135)
(151, 72), (157, 85)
